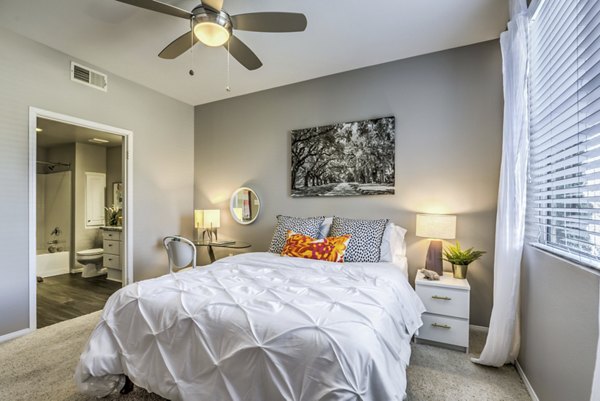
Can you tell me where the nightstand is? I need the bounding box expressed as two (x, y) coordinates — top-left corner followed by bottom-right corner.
(415, 271), (470, 352)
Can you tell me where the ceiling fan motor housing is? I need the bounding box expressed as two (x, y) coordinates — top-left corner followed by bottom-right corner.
(192, 6), (233, 47)
(115, 0), (307, 70)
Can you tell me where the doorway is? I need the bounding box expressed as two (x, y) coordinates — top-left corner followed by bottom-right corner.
(29, 108), (133, 330)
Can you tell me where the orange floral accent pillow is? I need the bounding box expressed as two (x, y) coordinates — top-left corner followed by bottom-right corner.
(281, 230), (351, 263)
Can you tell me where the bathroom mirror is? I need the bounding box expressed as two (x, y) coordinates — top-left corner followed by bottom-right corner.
(230, 187), (260, 225)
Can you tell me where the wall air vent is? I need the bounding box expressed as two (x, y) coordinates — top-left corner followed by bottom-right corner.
(70, 62), (108, 92)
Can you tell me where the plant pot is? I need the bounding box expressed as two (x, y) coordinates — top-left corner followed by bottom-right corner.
(452, 264), (469, 279)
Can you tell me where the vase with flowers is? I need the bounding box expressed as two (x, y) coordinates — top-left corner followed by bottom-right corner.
(105, 205), (122, 227)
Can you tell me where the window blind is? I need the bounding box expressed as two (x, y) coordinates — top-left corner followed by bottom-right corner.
(528, 0), (600, 268)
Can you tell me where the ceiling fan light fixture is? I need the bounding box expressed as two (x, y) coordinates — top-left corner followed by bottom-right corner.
(194, 21), (230, 47)
(120, 0), (307, 70)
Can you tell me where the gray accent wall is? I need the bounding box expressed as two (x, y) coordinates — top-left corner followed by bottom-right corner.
(73, 143), (106, 269)
(106, 146), (123, 207)
(519, 245), (599, 401)
(194, 40), (503, 326)
(0, 27), (194, 337)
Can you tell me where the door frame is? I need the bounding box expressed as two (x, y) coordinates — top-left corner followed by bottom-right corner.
(28, 107), (134, 332)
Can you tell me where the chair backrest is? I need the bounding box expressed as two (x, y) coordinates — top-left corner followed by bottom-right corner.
(163, 236), (196, 273)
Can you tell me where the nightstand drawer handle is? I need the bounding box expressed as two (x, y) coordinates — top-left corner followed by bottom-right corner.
(432, 295), (452, 300)
(431, 323), (451, 329)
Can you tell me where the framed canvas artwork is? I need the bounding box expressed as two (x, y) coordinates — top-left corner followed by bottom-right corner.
(291, 116), (395, 197)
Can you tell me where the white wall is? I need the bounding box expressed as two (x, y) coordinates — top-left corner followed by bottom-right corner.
(43, 171), (71, 254)
(194, 40), (503, 326)
(0, 27), (194, 337)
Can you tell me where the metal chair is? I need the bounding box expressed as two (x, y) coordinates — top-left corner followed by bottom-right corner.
(163, 236), (197, 273)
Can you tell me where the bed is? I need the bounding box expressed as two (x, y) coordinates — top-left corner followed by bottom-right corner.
(75, 252), (425, 400)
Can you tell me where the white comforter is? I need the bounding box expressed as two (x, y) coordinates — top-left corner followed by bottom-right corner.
(75, 252), (425, 401)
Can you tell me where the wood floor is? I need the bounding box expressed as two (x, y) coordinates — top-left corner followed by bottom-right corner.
(36, 273), (121, 329)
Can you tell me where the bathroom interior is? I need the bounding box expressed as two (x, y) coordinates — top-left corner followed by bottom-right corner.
(36, 117), (125, 328)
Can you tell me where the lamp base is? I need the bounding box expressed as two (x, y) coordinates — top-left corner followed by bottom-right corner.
(425, 240), (443, 275)
(202, 229), (218, 243)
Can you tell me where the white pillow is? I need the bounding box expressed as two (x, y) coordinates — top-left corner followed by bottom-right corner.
(380, 222), (407, 262)
(392, 224), (408, 263)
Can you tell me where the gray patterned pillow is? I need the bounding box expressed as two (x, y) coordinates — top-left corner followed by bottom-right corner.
(269, 215), (325, 254)
(329, 217), (389, 262)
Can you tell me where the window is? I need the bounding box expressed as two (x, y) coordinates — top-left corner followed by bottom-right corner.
(528, 0), (600, 268)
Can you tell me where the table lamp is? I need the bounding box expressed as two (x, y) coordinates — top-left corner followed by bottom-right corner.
(194, 209), (221, 242)
(416, 214), (456, 275)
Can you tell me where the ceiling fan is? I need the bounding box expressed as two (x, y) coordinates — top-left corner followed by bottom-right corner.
(116, 0), (308, 70)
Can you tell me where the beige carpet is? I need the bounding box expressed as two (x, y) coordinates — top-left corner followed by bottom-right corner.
(407, 330), (531, 401)
(0, 312), (531, 401)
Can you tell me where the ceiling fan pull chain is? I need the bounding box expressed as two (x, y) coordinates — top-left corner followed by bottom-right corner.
(189, 17), (195, 76)
(226, 39), (231, 93)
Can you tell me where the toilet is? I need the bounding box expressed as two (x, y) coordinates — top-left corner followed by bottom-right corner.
(76, 248), (106, 278)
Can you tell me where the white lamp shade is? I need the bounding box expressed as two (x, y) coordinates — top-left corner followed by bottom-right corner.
(194, 210), (202, 228)
(194, 209), (221, 229)
(416, 214), (456, 239)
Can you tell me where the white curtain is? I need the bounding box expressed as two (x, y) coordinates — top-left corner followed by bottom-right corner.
(472, 0), (529, 367)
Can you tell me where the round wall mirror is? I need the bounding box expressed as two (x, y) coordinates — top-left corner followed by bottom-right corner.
(230, 187), (261, 225)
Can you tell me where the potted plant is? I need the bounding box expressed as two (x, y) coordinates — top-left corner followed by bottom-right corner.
(442, 241), (486, 279)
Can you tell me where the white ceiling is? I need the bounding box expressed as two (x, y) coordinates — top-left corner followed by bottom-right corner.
(0, 0), (507, 106)
(37, 118), (123, 148)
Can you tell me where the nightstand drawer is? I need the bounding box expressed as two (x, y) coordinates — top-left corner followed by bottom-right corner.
(416, 284), (469, 319)
(102, 230), (121, 241)
(103, 254), (120, 269)
(103, 240), (120, 254)
(418, 313), (469, 348)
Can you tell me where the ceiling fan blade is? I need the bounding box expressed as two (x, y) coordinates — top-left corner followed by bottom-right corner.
(158, 31), (199, 59)
(231, 12), (307, 32)
(227, 35), (263, 70)
(116, 0), (192, 19)
(202, 0), (223, 12)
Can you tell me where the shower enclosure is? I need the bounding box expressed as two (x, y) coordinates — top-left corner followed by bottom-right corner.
(36, 160), (71, 277)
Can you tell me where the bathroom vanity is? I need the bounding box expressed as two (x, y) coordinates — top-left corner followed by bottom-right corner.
(101, 226), (123, 282)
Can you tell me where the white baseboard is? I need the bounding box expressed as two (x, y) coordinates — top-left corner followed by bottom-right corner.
(515, 360), (540, 401)
(0, 327), (33, 344)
